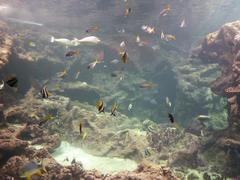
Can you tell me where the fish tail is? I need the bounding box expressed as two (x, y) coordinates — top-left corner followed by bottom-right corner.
(50, 36), (55, 43)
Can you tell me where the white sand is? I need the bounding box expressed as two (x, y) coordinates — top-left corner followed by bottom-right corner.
(52, 141), (138, 174)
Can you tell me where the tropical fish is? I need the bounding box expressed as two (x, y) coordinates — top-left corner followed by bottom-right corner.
(120, 51), (128, 63)
(128, 103), (133, 111)
(88, 61), (98, 70)
(79, 122), (87, 140)
(56, 69), (68, 79)
(5, 75), (18, 88)
(161, 32), (176, 41)
(0, 80), (4, 90)
(5, 17), (43, 26)
(19, 162), (45, 180)
(110, 59), (120, 64)
(50, 36), (74, 46)
(111, 72), (118, 77)
(180, 19), (186, 28)
(29, 112), (40, 120)
(29, 42), (36, 47)
(86, 26), (100, 33)
(46, 114), (54, 121)
(124, 6), (131, 17)
(120, 41), (126, 48)
(136, 35), (148, 46)
(40, 85), (51, 99)
(77, 36), (101, 45)
(96, 99), (105, 113)
(166, 97), (172, 107)
(111, 102), (118, 116)
(168, 113), (175, 123)
(159, 4), (171, 16)
(195, 115), (211, 121)
(87, 51), (104, 70)
(139, 82), (156, 89)
(75, 71), (80, 79)
(145, 148), (151, 157)
(65, 50), (80, 57)
(141, 25), (155, 34)
(79, 122), (83, 135)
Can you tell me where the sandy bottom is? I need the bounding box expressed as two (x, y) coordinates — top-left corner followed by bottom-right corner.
(52, 141), (138, 174)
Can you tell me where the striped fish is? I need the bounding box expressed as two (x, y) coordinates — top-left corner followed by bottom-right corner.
(40, 86), (51, 99)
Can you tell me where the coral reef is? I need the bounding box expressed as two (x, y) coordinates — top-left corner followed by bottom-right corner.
(0, 20), (13, 70)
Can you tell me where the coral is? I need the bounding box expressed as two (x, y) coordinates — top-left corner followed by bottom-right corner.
(0, 20), (13, 70)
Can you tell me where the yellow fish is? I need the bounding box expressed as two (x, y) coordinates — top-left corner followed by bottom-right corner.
(19, 162), (45, 180)
(111, 102), (118, 116)
(96, 99), (105, 113)
(46, 114), (54, 121)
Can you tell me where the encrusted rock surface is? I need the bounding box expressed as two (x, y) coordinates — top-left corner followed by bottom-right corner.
(196, 20), (240, 128)
(0, 20), (13, 70)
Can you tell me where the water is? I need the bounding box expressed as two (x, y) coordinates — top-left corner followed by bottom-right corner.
(1, 0), (240, 179)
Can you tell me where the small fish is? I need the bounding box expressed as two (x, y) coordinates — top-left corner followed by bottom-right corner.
(111, 102), (118, 116)
(77, 36), (101, 45)
(5, 75), (18, 88)
(165, 97), (171, 107)
(65, 50), (80, 57)
(159, 4), (171, 16)
(57, 69), (68, 79)
(141, 25), (155, 34)
(180, 19), (186, 28)
(120, 41), (126, 48)
(136, 36), (140, 43)
(29, 112), (40, 120)
(110, 59), (120, 64)
(79, 122), (83, 135)
(75, 71), (80, 79)
(50, 36), (74, 46)
(168, 113), (175, 123)
(40, 85), (51, 99)
(145, 148), (151, 157)
(195, 115), (211, 121)
(118, 28), (125, 33)
(86, 26), (100, 33)
(96, 99), (105, 113)
(71, 158), (76, 164)
(19, 162), (45, 180)
(46, 114), (54, 121)
(120, 51), (128, 64)
(128, 103), (133, 111)
(111, 72), (118, 77)
(88, 61), (98, 70)
(124, 6), (131, 17)
(161, 32), (176, 41)
(29, 42), (36, 47)
(0, 80), (4, 90)
(139, 82), (156, 89)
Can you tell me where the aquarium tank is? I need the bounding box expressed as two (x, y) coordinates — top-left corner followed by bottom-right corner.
(0, 0), (240, 179)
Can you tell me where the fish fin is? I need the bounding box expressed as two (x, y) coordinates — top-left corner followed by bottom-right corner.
(48, 91), (53, 97)
(50, 36), (54, 43)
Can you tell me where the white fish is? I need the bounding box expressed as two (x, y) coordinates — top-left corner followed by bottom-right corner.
(166, 97), (171, 107)
(5, 17), (43, 26)
(0, 80), (4, 90)
(50, 36), (74, 46)
(87, 61), (98, 69)
(128, 103), (133, 111)
(136, 36), (140, 43)
(75, 71), (80, 79)
(141, 25), (155, 34)
(120, 41), (126, 48)
(110, 59), (120, 64)
(77, 36), (101, 45)
(180, 19), (186, 28)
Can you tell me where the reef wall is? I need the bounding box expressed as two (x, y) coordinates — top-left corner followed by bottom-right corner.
(196, 20), (240, 129)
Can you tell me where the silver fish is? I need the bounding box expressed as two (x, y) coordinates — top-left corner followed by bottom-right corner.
(5, 17), (43, 26)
